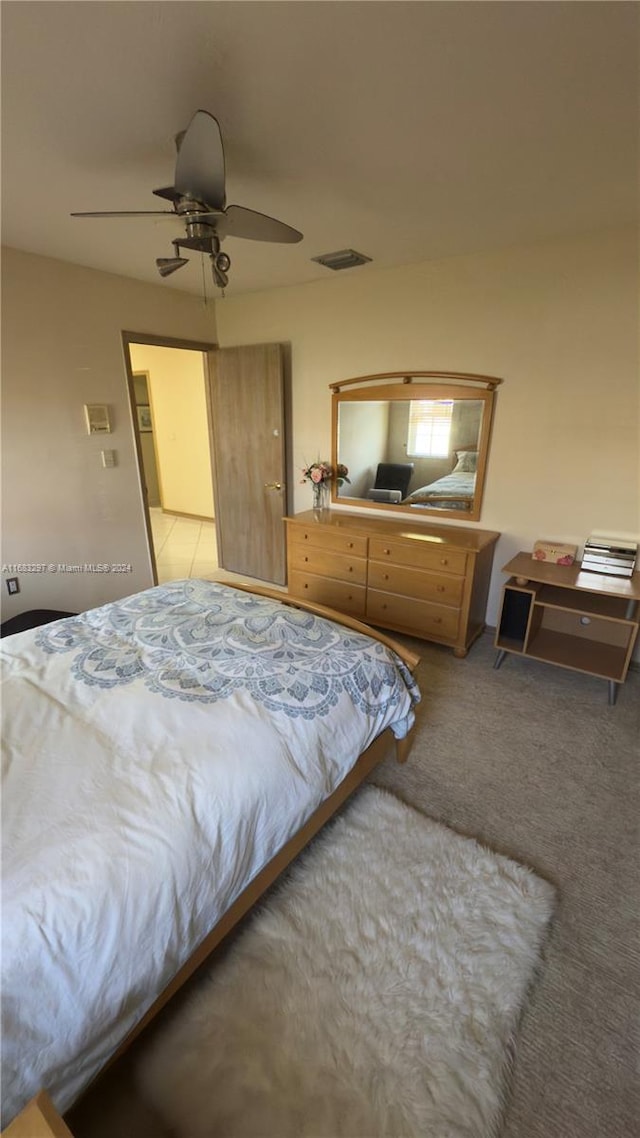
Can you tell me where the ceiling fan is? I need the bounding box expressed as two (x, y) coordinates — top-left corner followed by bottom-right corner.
(71, 110), (303, 290)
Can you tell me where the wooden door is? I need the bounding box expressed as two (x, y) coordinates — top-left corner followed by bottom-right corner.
(206, 344), (287, 584)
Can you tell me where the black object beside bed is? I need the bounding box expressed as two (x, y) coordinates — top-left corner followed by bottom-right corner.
(0, 610), (77, 637)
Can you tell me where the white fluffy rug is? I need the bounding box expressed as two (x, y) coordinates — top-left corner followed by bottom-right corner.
(137, 786), (555, 1138)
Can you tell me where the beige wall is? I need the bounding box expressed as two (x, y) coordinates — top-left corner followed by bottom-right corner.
(215, 227), (639, 626)
(3, 231), (638, 635)
(129, 344), (214, 518)
(1, 247), (216, 619)
(337, 402), (389, 498)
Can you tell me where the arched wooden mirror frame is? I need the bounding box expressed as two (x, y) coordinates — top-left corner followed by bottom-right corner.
(330, 371), (502, 522)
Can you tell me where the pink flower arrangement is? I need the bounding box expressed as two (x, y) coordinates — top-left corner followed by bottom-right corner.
(301, 461), (350, 487)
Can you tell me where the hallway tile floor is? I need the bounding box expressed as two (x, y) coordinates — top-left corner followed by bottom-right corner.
(149, 508), (285, 593)
(150, 509), (218, 584)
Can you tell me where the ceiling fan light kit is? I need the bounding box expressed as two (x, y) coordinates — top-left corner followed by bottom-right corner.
(156, 257), (189, 278)
(71, 110), (303, 291)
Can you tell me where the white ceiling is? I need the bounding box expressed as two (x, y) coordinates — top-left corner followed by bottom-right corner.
(2, 1), (637, 298)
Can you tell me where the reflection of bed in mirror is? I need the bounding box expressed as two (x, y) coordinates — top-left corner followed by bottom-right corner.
(402, 449), (477, 511)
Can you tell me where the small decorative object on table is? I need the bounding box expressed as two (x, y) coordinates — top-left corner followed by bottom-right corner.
(532, 540), (577, 566)
(301, 459), (350, 511)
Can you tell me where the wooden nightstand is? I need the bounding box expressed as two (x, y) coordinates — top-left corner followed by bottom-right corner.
(494, 552), (640, 704)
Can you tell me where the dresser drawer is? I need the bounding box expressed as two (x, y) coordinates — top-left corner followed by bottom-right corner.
(367, 590), (460, 641)
(289, 542), (367, 585)
(288, 570), (366, 617)
(368, 560), (464, 606)
(369, 537), (467, 576)
(289, 525), (367, 558)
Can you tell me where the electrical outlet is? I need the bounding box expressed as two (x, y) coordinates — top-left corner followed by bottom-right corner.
(6, 577), (20, 595)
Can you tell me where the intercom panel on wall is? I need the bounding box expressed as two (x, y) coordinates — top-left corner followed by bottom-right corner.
(84, 404), (111, 435)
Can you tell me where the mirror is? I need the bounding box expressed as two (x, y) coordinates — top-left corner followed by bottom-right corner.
(330, 372), (502, 521)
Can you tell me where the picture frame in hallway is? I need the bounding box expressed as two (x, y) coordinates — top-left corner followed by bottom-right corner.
(137, 404), (152, 432)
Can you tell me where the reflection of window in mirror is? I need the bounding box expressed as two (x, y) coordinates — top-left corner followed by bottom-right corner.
(407, 400), (453, 457)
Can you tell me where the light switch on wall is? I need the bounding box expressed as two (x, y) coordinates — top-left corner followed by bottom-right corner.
(101, 449), (117, 468)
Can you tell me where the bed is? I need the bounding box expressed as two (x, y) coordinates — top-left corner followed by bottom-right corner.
(1, 579), (419, 1127)
(402, 449), (477, 511)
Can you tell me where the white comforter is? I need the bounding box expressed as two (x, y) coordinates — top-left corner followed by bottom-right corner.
(1, 580), (419, 1124)
(406, 470), (475, 506)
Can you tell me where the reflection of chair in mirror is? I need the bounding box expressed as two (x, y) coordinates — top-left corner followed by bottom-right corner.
(367, 462), (414, 504)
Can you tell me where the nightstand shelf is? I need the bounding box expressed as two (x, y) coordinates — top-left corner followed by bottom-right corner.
(494, 553), (640, 704)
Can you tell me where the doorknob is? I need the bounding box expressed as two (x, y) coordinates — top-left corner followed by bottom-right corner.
(264, 481), (283, 491)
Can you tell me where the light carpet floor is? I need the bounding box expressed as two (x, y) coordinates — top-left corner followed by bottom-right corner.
(135, 785), (555, 1138)
(67, 632), (640, 1138)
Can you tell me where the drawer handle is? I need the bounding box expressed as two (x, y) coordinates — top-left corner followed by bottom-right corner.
(381, 603), (387, 610)
(383, 548), (391, 555)
(440, 558), (448, 566)
(303, 556), (309, 563)
(437, 585), (445, 592)
(348, 566), (353, 573)
(433, 617), (442, 624)
(303, 584), (309, 590)
(347, 542), (354, 549)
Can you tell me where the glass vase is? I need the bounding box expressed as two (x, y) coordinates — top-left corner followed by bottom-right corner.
(312, 481), (329, 512)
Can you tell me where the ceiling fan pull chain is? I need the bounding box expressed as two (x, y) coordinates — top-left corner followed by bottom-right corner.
(201, 254), (208, 306)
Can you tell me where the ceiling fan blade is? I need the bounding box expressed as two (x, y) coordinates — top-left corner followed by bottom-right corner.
(174, 110), (226, 210)
(70, 210), (176, 218)
(222, 205), (303, 243)
(153, 185), (181, 203)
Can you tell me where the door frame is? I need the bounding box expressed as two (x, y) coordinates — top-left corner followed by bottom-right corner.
(121, 331), (218, 585)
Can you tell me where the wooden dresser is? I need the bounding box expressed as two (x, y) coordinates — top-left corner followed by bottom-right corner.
(285, 510), (500, 656)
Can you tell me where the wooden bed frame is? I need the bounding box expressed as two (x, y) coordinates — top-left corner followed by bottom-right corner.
(409, 493), (473, 510)
(3, 585), (419, 1137)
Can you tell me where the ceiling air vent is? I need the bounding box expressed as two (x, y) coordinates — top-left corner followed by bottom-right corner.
(311, 249), (372, 271)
